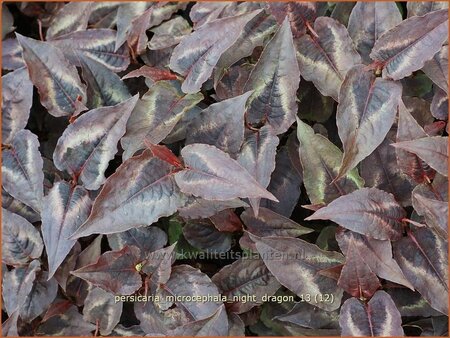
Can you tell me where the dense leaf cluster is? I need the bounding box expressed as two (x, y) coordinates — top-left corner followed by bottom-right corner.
(1, 1), (449, 336)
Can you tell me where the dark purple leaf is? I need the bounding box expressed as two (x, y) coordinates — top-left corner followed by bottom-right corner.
(267, 2), (316, 37)
(71, 246), (142, 295)
(387, 288), (442, 317)
(2, 188), (39, 224)
(88, 2), (120, 29)
(178, 197), (248, 220)
(339, 290), (404, 336)
(370, 9), (448, 81)
(431, 87), (449, 120)
(413, 189), (448, 238)
(215, 63), (253, 101)
(141, 243), (176, 285)
(210, 209), (244, 232)
(336, 65), (402, 181)
(41, 181), (92, 278)
(45, 2), (92, 39)
(16, 33), (87, 117)
(148, 16), (192, 50)
(37, 305), (96, 335)
(54, 242), (81, 292)
(183, 219), (232, 253)
(306, 188), (406, 241)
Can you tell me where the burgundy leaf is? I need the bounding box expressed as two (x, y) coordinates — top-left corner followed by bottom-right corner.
(121, 65), (178, 81)
(392, 136), (448, 177)
(211, 258), (280, 314)
(183, 219), (232, 253)
(170, 10), (261, 93)
(69, 152), (187, 239)
(393, 227), (448, 314)
(339, 290), (404, 336)
(370, 9), (448, 81)
(244, 18), (300, 134)
(2, 209), (43, 266)
(296, 17), (361, 101)
(348, 2), (402, 64)
(249, 234), (344, 311)
(16, 33), (87, 117)
(2, 67), (33, 144)
(45, 2), (92, 40)
(210, 209), (243, 232)
(187, 91), (254, 156)
(2, 188), (39, 225)
(175, 144), (278, 202)
(88, 3), (120, 29)
(387, 288), (442, 317)
(144, 143), (183, 168)
(267, 2), (316, 37)
(41, 181), (92, 279)
(2, 129), (44, 213)
(306, 188), (406, 241)
(141, 244), (176, 286)
(71, 246), (142, 295)
(336, 65), (401, 181)
(53, 96), (138, 190)
(412, 191), (448, 238)
(215, 63), (253, 101)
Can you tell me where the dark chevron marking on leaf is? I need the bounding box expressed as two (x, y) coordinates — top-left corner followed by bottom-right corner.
(121, 81), (203, 160)
(297, 118), (364, 205)
(50, 29), (130, 72)
(431, 87), (449, 121)
(267, 2), (316, 38)
(249, 234), (344, 311)
(2, 67), (33, 144)
(348, 2), (402, 64)
(2, 38), (25, 70)
(370, 9), (448, 81)
(46, 2), (93, 40)
(244, 18), (300, 134)
(393, 227), (448, 314)
(187, 91), (253, 156)
(237, 126), (279, 215)
(78, 53), (131, 109)
(41, 181), (92, 279)
(71, 246), (142, 295)
(392, 136), (448, 177)
(175, 144), (278, 202)
(306, 188), (406, 241)
(170, 10), (261, 93)
(295, 16), (361, 101)
(2, 209), (43, 266)
(336, 65), (402, 181)
(2, 129), (44, 213)
(53, 96), (138, 190)
(422, 46), (448, 93)
(183, 219), (232, 253)
(16, 34), (87, 117)
(339, 291), (404, 336)
(70, 151), (187, 239)
(275, 302), (339, 330)
(2, 188), (40, 223)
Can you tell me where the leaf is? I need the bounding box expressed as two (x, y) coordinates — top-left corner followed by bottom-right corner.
(387, 288), (441, 317)
(360, 129), (414, 207)
(249, 234), (344, 311)
(170, 10), (261, 93)
(210, 209), (244, 232)
(2, 188), (40, 223)
(337, 238), (381, 299)
(297, 81), (335, 123)
(370, 9), (448, 81)
(267, 2), (316, 37)
(395, 101), (436, 183)
(241, 207), (312, 238)
(107, 226), (167, 259)
(83, 287), (123, 336)
(336, 65), (402, 181)
(178, 197), (248, 220)
(78, 53), (131, 109)
(69, 151), (187, 239)
(392, 136), (448, 177)
(296, 118), (364, 205)
(45, 2), (92, 40)
(407, 1), (449, 17)
(187, 91), (254, 156)
(41, 181), (92, 279)
(189, 2), (233, 28)
(2, 209), (43, 266)
(336, 230), (414, 289)
(2, 260), (40, 315)
(330, 2), (356, 26)
(88, 3), (120, 29)
(50, 29), (130, 72)
(244, 18), (300, 134)
(54, 243), (81, 291)
(422, 46), (448, 93)
(431, 87), (449, 120)
(215, 64), (253, 101)
(2, 129), (44, 213)
(71, 246), (142, 295)
(295, 16), (361, 101)
(169, 305), (229, 336)
(212, 258), (280, 314)
(121, 81), (203, 160)
(115, 2), (150, 51)
(275, 302), (339, 330)
(16, 34), (87, 117)
(141, 244), (176, 285)
(306, 188), (406, 241)
(37, 305), (96, 336)
(393, 226), (448, 314)
(412, 191), (448, 239)
(175, 144), (278, 202)
(2, 4), (14, 39)
(121, 65), (178, 81)
(20, 271), (58, 322)
(2, 38), (25, 71)
(339, 290), (404, 336)
(348, 2), (402, 64)
(183, 219), (232, 253)
(148, 16), (192, 50)
(2, 67), (33, 144)
(53, 96), (138, 190)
